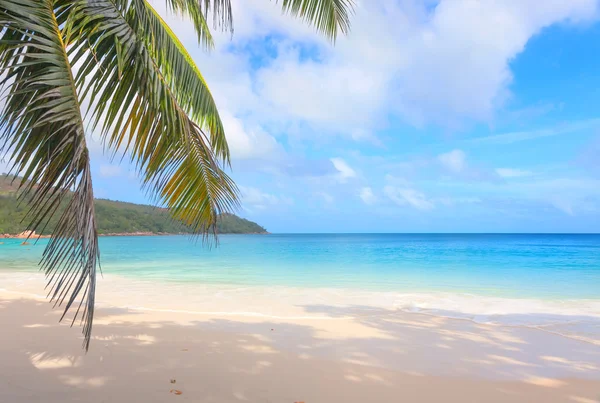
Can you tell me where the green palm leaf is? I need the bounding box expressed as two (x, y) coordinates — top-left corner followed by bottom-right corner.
(278, 0), (354, 40)
(130, 0), (229, 161)
(163, 0), (215, 49)
(198, 0), (233, 34)
(198, 0), (354, 40)
(69, 0), (239, 234)
(0, 0), (98, 350)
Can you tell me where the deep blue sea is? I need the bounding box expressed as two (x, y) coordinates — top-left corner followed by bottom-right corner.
(1, 233), (599, 300)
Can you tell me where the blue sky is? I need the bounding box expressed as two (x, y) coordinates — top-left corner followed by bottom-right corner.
(13, 0), (600, 233)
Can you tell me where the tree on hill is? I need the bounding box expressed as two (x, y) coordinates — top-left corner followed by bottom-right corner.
(0, 195), (267, 235)
(1, 175), (267, 234)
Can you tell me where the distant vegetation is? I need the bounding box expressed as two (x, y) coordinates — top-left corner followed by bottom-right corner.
(0, 175), (267, 235)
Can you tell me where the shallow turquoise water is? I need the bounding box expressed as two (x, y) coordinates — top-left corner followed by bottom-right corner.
(0, 234), (599, 299)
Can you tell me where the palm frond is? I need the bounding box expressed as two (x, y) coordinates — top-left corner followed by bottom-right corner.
(69, 0), (238, 235)
(197, 0), (233, 34)
(131, 0), (229, 161)
(193, 0), (354, 40)
(0, 0), (98, 350)
(163, 0), (214, 50)
(277, 0), (354, 40)
(0, 0), (353, 352)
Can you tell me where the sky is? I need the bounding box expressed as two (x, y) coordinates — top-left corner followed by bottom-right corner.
(5, 0), (600, 233)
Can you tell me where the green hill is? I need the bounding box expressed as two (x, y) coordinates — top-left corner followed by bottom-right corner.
(0, 175), (267, 235)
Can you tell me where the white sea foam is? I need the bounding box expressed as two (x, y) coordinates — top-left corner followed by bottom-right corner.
(2, 271), (599, 329)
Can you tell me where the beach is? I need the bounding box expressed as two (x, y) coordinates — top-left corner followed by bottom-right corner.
(1, 234), (600, 402)
(2, 0), (600, 400)
(1, 271), (600, 402)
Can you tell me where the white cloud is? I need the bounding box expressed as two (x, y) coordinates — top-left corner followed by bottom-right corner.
(240, 185), (293, 210)
(0, 156), (12, 174)
(444, 176), (600, 215)
(85, 131), (105, 156)
(99, 164), (122, 178)
(256, 48), (385, 134)
(496, 168), (533, 178)
(316, 191), (335, 204)
(155, 0), (599, 146)
(473, 118), (600, 145)
(438, 149), (467, 173)
(384, 174), (413, 187)
(551, 198), (575, 216)
(217, 0), (323, 43)
(221, 111), (282, 160)
(359, 187), (377, 205)
(384, 185), (434, 211)
(391, 0), (597, 126)
(383, 174), (482, 209)
(435, 196), (482, 206)
(524, 178), (600, 215)
(330, 157), (357, 183)
(237, 0), (599, 132)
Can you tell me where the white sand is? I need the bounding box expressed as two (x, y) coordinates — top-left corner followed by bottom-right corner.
(1, 271), (600, 402)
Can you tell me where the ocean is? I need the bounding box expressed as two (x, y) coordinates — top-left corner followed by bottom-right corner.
(2, 233), (599, 298)
(1, 234), (599, 331)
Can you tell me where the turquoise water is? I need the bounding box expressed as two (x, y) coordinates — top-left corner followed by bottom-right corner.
(1, 234), (599, 300)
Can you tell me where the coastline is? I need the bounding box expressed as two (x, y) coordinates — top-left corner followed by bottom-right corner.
(0, 231), (269, 239)
(1, 269), (600, 402)
(98, 231), (269, 236)
(2, 269), (600, 341)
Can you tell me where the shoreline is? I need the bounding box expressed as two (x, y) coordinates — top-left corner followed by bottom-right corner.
(0, 231), (269, 239)
(1, 269), (599, 322)
(2, 269), (600, 346)
(3, 286), (599, 349)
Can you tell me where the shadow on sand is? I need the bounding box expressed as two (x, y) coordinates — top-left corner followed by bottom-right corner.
(1, 298), (599, 403)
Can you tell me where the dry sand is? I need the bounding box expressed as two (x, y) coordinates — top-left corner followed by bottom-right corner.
(1, 285), (600, 403)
